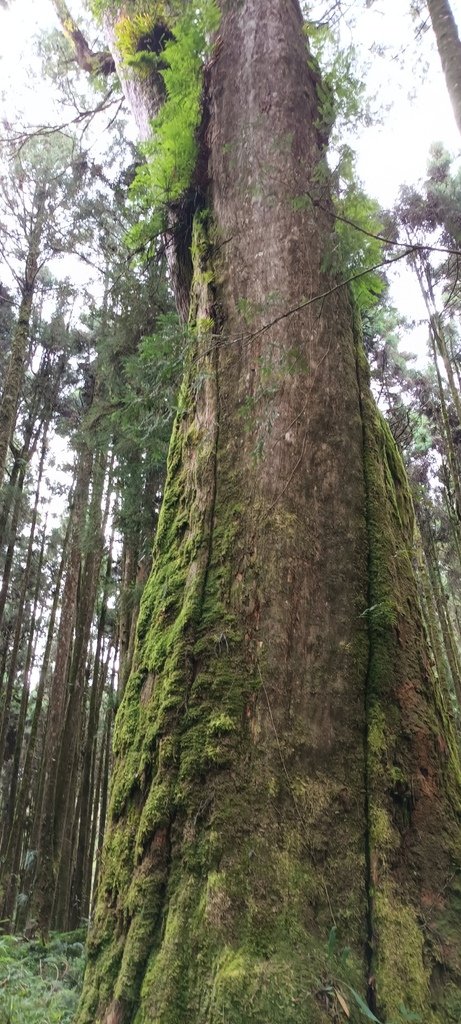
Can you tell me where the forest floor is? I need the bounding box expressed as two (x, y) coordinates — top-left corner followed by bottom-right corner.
(0, 929), (85, 1023)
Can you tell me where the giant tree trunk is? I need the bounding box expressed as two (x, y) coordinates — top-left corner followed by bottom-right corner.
(76, 3), (461, 1023)
(427, 0), (461, 136)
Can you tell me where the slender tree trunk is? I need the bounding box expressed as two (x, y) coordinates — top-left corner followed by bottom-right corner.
(414, 255), (461, 426)
(51, 450), (109, 929)
(0, 516), (69, 926)
(0, 520), (47, 853)
(75, 640), (112, 926)
(30, 442), (93, 934)
(91, 655), (116, 912)
(0, 412), (43, 643)
(0, 432), (46, 771)
(86, 642), (114, 904)
(118, 468), (160, 700)
(427, 323), (461, 525)
(117, 540), (138, 699)
(422, 519), (461, 707)
(128, 467), (161, 676)
(0, 456), (29, 639)
(76, 4), (461, 1023)
(443, 478), (461, 570)
(0, 451), (23, 550)
(427, 0), (461, 136)
(0, 189), (45, 489)
(416, 530), (454, 694)
(70, 533), (115, 929)
(0, 290), (34, 488)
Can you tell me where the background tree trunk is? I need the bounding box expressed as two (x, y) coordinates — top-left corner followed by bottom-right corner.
(31, 441), (93, 933)
(427, 0), (461, 136)
(0, 188), (45, 488)
(0, 514), (69, 927)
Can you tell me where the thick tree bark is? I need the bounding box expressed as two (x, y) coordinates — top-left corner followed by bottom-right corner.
(76, 3), (461, 1023)
(427, 0), (461, 137)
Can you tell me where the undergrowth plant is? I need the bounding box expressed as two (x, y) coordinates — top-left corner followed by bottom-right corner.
(0, 931), (85, 1024)
(324, 927), (422, 1024)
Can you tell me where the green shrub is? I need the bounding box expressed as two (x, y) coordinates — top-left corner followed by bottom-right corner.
(0, 930), (85, 1024)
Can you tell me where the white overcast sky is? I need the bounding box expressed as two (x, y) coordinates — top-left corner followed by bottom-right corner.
(0, 0), (461, 360)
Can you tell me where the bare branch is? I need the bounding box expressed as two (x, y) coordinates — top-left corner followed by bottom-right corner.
(51, 0), (116, 77)
(0, 90), (121, 154)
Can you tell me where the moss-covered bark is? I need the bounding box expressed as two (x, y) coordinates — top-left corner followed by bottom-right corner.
(77, 216), (368, 1024)
(75, 2), (461, 1023)
(356, 339), (461, 1022)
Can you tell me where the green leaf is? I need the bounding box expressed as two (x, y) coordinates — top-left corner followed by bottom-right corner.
(327, 925), (338, 957)
(339, 945), (352, 966)
(344, 985), (384, 1023)
(397, 1005), (422, 1023)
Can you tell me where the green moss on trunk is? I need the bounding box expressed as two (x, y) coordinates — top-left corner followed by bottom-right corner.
(79, 264), (461, 1024)
(77, 201), (461, 1024)
(356, 335), (461, 1023)
(75, 2), (461, 1021)
(76, 208), (369, 1024)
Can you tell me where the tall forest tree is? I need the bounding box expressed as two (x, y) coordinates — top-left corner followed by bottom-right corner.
(0, 134), (98, 489)
(43, 3), (461, 1024)
(426, 0), (461, 136)
(0, 115), (179, 934)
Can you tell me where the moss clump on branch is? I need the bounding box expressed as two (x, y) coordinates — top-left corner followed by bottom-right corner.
(127, 0), (220, 255)
(115, 9), (172, 76)
(91, 0), (220, 209)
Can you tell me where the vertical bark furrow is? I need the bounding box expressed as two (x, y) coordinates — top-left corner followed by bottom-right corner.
(357, 339), (461, 1021)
